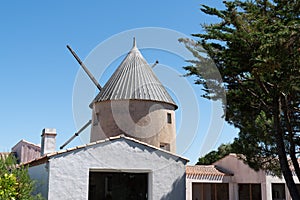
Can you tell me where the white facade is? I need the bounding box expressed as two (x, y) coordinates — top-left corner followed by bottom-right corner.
(28, 136), (187, 200)
(28, 164), (49, 198)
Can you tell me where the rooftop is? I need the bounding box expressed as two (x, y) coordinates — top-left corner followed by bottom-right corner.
(11, 139), (41, 150)
(24, 135), (188, 167)
(186, 165), (233, 180)
(93, 38), (177, 109)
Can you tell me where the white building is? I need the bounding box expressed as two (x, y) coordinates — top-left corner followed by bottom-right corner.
(186, 154), (300, 200)
(28, 134), (187, 199)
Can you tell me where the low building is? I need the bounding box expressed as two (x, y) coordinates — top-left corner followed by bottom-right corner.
(187, 153), (300, 200)
(0, 139), (41, 163)
(26, 134), (187, 199)
(12, 139), (41, 163)
(186, 165), (233, 200)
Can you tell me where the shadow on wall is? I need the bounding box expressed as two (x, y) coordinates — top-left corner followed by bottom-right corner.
(161, 174), (186, 200)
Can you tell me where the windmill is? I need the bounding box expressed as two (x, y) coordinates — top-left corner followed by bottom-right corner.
(60, 39), (177, 153)
(60, 40), (160, 149)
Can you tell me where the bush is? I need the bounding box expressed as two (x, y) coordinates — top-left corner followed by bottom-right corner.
(0, 154), (43, 200)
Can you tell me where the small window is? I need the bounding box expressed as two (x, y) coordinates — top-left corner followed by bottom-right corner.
(272, 183), (285, 200)
(167, 113), (172, 124)
(239, 183), (261, 200)
(192, 183), (229, 200)
(160, 143), (170, 151)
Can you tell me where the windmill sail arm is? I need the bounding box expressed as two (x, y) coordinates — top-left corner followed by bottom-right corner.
(60, 120), (92, 149)
(67, 45), (102, 91)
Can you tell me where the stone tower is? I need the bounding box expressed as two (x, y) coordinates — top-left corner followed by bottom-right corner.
(90, 39), (178, 153)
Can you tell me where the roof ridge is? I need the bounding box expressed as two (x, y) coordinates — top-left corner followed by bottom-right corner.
(131, 37), (137, 50)
(11, 139), (41, 150)
(24, 135), (188, 167)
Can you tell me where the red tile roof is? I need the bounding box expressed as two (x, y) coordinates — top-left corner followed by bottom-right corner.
(186, 165), (233, 180)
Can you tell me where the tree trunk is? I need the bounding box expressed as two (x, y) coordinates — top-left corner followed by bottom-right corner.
(274, 94), (300, 199)
(276, 133), (300, 199)
(290, 145), (300, 180)
(283, 94), (300, 180)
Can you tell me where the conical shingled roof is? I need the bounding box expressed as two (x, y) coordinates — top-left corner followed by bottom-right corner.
(94, 38), (177, 109)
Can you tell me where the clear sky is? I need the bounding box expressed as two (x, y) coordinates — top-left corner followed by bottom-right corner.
(0, 1), (237, 164)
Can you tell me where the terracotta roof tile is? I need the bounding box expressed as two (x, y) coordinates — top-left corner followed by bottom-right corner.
(186, 165), (233, 180)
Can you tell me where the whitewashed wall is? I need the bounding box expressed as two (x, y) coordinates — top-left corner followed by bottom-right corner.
(28, 163), (49, 198)
(31, 138), (187, 200)
(265, 173), (300, 200)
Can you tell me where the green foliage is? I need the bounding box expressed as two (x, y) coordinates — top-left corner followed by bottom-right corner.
(197, 143), (233, 165)
(182, 0), (300, 198)
(0, 155), (44, 200)
(0, 173), (18, 199)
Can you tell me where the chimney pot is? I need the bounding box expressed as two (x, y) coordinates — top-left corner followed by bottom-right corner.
(41, 128), (57, 156)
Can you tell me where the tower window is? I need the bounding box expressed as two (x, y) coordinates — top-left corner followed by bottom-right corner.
(160, 143), (170, 151)
(167, 113), (172, 124)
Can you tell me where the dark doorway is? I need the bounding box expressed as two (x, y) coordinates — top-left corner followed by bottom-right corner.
(272, 183), (285, 200)
(192, 183), (229, 200)
(238, 184), (261, 200)
(89, 171), (148, 200)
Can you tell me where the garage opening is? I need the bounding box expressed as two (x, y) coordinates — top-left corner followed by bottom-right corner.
(192, 183), (229, 200)
(88, 171), (148, 200)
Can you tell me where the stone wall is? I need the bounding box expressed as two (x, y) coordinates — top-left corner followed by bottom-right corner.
(91, 100), (176, 153)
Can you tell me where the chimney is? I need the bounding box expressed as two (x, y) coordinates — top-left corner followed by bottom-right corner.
(41, 128), (57, 156)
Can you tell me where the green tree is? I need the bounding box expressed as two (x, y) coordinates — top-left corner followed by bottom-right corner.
(197, 143), (234, 165)
(181, 0), (300, 198)
(0, 155), (43, 200)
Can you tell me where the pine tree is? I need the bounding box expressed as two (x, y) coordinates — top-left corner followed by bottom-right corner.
(181, 0), (300, 198)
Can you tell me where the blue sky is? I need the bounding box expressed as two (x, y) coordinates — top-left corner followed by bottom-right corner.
(0, 1), (237, 164)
